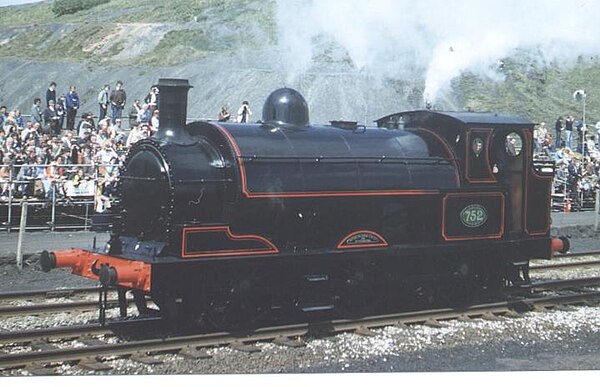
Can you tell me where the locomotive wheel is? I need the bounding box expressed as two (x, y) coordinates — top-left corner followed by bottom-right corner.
(201, 266), (284, 332)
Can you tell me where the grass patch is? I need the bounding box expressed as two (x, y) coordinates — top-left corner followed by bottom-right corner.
(137, 29), (214, 66)
(114, 0), (227, 23)
(0, 27), (54, 58)
(41, 24), (111, 61)
(0, 3), (55, 26)
(453, 56), (600, 124)
(0, 0), (275, 63)
(52, 0), (110, 16)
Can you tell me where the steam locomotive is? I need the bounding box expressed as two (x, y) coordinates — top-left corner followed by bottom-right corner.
(41, 78), (568, 331)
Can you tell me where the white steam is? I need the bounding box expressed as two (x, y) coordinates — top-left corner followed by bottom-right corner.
(276, 0), (600, 103)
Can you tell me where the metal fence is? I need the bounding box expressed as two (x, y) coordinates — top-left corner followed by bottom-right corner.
(0, 162), (118, 232)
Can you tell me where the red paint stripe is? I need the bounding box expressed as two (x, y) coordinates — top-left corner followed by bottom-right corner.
(523, 129), (551, 236)
(246, 190), (439, 198)
(410, 127), (461, 187)
(214, 123), (454, 198)
(181, 226), (279, 258)
(441, 192), (505, 241)
(336, 230), (389, 249)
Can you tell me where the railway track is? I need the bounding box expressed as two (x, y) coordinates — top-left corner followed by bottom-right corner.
(1, 251), (599, 374)
(2, 275), (598, 346)
(0, 299), (126, 318)
(1, 288), (599, 373)
(532, 276), (600, 291)
(0, 322), (115, 346)
(0, 286), (100, 303)
(0, 287), (133, 319)
(531, 258), (600, 271)
(551, 250), (600, 258)
(531, 249), (600, 271)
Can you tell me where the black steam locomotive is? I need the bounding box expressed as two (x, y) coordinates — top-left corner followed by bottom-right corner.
(42, 78), (568, 331)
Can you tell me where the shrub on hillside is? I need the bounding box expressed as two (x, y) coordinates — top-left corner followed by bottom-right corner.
(52, 0), (110, 16)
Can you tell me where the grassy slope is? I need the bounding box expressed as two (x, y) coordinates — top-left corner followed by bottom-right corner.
(0, 0), (262, 25)
(0, 0), (276, 65)
(454, 53), (600, 125)
(0, 0), (598, 125)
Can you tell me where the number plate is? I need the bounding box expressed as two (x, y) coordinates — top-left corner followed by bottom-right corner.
(460, 204), (488, 228)
(443, 193), (503, 240)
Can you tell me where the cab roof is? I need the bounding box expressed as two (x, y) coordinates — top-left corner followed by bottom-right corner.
(376, 110), (534, 128)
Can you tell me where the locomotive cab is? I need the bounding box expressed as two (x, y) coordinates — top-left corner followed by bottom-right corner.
(376, 111), (555, 248)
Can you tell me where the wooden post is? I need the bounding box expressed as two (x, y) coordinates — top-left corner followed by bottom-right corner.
(50, 183), (56, 231)
(6, 165), (14, 232)
(595, 190), (600, 232)
(16, 201), (28, 270)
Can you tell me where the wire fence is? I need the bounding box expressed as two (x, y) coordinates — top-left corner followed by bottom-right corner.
(0, 162), (118, 232)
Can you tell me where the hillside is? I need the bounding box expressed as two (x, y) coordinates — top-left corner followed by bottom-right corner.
(0, 0), (599, 127)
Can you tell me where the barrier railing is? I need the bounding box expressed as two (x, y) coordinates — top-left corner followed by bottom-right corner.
(0, 162), (119, 232)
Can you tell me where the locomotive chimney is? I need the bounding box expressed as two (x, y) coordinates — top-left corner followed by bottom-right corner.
(154, 78), (193, 144)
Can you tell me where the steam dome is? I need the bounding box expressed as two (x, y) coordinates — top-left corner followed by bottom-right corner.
(262, 88), (309, 127)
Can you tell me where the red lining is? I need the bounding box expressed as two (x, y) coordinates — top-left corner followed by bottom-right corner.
(523, 129), (552, 236)
(181, 226), (279, 258)
(409, 127), (461, 187)
(214, 123), (455, 198)
(336, 230), (389, 249)
(243, 190), (440, 198)
(441, 192), (505, 241)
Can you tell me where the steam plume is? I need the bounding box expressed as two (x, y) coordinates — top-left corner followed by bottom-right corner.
(276, 0), (600, 103)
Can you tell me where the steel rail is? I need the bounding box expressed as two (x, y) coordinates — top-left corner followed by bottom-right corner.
(531, 259), (600, 271)
(0, 298), (128, 318)
(0, 324), (112, 346)
(531, 276), (600, 290)
(0, 286), (104, 302)
(0, 318), (162, 346)
(547, 251), (600, 259)
(1, 291), (599, 371)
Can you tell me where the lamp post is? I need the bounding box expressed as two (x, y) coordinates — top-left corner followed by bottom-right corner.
(572, 89), (596, 219)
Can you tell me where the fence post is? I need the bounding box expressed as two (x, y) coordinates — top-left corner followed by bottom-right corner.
(16, 201), (28, 270)
(595, 189), (600, 232)
(50, 181), (56, 231)
(7, 165), (13, 232)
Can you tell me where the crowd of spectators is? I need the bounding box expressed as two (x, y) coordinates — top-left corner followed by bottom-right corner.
(0, 80), (160, 213)
(534, 117), (600, 210)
